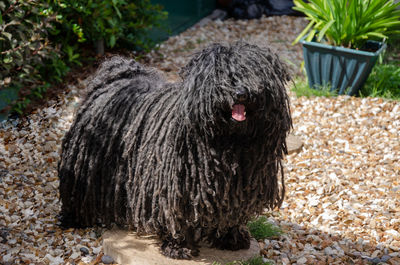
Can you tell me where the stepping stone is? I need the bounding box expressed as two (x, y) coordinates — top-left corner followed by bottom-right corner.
(286, 133), (303, 154)
(103, 229), (260, 265)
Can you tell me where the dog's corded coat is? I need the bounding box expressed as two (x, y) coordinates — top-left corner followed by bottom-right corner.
(58, 42), (292, 258)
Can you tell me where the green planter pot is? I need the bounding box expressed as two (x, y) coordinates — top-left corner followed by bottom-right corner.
(300, 39), (386, 95)
(0, 88), (18, 122)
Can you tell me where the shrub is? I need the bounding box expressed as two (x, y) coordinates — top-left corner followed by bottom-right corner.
(50, 0), (167, 52)
(0, 0), (167, 120)
(0, 0), (63, 117)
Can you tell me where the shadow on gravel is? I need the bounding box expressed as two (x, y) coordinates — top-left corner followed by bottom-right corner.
(258, 216), (399, 265)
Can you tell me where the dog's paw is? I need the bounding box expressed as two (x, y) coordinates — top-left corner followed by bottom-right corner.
(161, 241), (199, 259)
(212, 226), (251, 250)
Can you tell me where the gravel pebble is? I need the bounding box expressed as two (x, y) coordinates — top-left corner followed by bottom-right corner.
(70, 251), (80, 260)
(81, 256), (92, 263)
(101, 255), (114, 264)
(79, 247), (89, 255)
(369, 257), (382, 264)
(92, 246), (102, 255)
(297, 256), (307, 264)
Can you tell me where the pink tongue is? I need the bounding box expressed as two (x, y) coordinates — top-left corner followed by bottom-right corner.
(232, 104), (246, 121)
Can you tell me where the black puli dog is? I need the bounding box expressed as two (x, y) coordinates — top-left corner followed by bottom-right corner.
(58, 42), (292, 259)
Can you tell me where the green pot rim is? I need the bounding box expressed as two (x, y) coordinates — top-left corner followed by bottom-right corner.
(300, 37), (387, 57)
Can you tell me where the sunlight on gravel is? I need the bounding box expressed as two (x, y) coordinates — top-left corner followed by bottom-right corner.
(0, 15), (399, 265)
(276, 95), (400, 264)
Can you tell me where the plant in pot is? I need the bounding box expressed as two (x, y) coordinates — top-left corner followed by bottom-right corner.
(292, 0), (400, 95)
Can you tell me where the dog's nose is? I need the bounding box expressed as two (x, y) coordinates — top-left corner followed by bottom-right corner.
(235, 89), (248, 102)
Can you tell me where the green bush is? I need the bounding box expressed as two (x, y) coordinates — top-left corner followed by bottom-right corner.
(0, 0), (64, 117)
(0, 0), (167, 120)
(50, 0), (167, 52)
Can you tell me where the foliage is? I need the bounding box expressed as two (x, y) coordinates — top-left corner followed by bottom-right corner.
(293, 0), (400, 49)
(243, 256), (271, 265)
(0, 0), (64, 116)
(361, 62), (400, 99)
(247, 216), (282, 241)
(0, 0), (167, 120)
(292, 77), (338, 98)
(49, 0), (167, 52)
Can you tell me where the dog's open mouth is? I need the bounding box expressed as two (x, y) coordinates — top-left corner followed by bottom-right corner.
(232, 104), (246, 121)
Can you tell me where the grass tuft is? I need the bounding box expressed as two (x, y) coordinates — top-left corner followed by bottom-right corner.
(212, 216), (280, 265)
(291, 77), (338, 98)
(242, 256), (271, 265)
(247, 216), (282, 241)
(361, 63), (400, 100)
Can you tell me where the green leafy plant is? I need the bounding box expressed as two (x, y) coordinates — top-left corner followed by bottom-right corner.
(292, 77), (338, 98)
(0, 0), (168, 120)
(247, 216), (282, 241)
(50, 0), (167, 52)
(361, 62), (400, 99)
(0, 0), (61, 118)
(241, 256), (271, 265)
(293, 0), (400, 49)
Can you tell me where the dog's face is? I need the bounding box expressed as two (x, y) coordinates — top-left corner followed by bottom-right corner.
(211, 74), (272, 139)
(180, 42), (291, 140)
